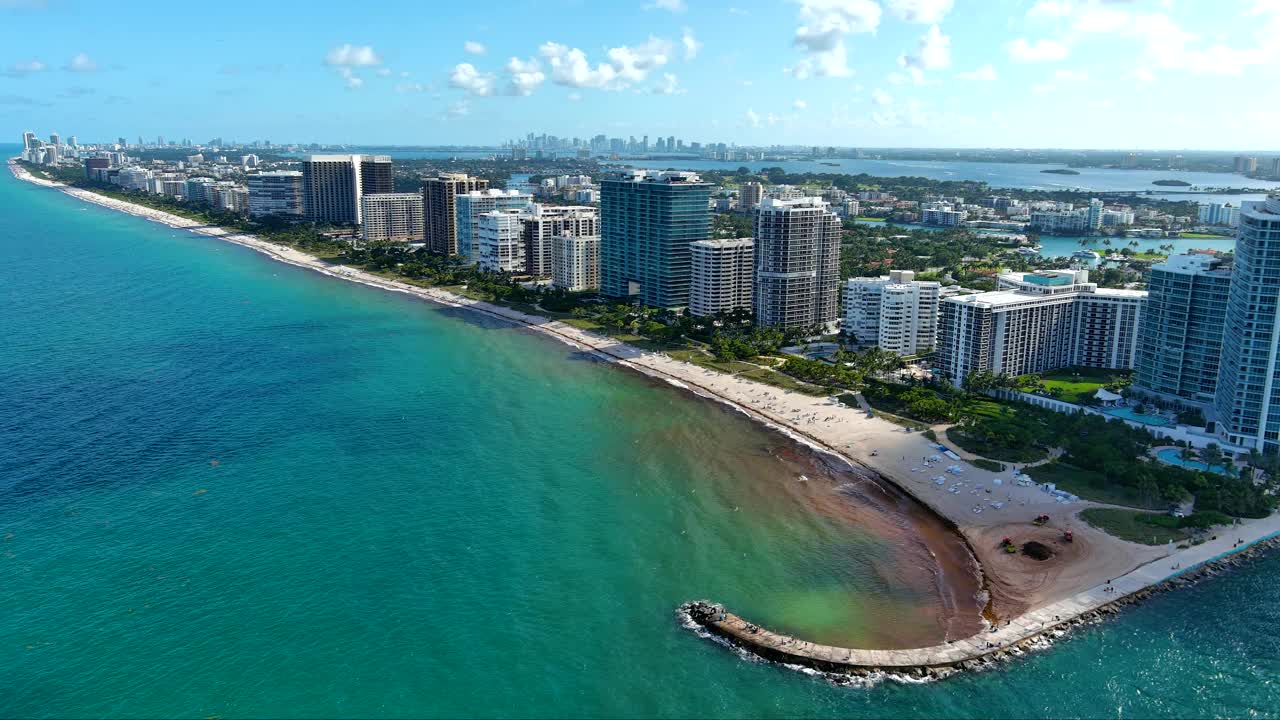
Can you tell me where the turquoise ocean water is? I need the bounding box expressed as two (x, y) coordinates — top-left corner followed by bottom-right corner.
(2, 160), (1279, 718)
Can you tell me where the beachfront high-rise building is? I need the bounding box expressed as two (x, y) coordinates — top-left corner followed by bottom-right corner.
(360, 193), (426, 243)
(1214, 195), (1280, 450)
(1235, 156), (1259, 174)
(552, 234), (601, 292)
(739, 182), (764, 211)
(843, 270), (941, 356)
(475, 209), (528, 273)
(1133, 253), (1231, 408)
(247, 171), (304, 218)
(185, 177), (216, 206)
(600, 170), (712, 309)
(423, 174), (489, 256)
(935, 270), (1146, 386)
(301, 154), (393, 225)
(523, 205), (599, 277)
(455, 189), (533, 263)
(688, 238), (754, 317)
(752, 197), (842, 331)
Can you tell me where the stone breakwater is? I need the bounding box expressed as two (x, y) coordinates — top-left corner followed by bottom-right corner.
(680, 534), (1280, 685)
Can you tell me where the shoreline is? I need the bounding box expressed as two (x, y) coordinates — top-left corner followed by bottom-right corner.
(12, 159), (1279, 679)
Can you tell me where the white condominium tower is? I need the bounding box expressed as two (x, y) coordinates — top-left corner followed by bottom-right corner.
(1214, 195), (1280, 450)
(935, 269), (1145, 386)
(360, 193), (426, 243)
(752, 197), (842, 330)
(523, 205), (599, 278)
(455, 189), (533, 263)
(476, 210), (528, 273)
(552, 235), (601, 292)
(688, 238), (754, 317)
(843, 270), (941, 356)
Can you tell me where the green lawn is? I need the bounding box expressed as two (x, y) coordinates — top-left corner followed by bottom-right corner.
(1178, 231), (1231, 238)
(1027, 462), (1163, 509)
(1079, 508), (1189, 545)
(1022, 367), (1128, 405)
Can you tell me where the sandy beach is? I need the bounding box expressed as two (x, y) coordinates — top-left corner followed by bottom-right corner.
(12, 158), (1272, 638)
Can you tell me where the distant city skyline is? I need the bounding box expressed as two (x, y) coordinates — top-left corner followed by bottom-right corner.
(1, 1), (1278, 150)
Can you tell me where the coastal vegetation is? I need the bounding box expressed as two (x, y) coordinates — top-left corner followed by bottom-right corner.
(1040, 168), (1080, 175)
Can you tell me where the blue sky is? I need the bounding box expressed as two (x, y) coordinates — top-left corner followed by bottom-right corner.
(2, 0), (1277, 149)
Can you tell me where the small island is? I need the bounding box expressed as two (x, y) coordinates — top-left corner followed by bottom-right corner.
(1041, 168), (1081, 175)
(1153, 179), (1192, 187)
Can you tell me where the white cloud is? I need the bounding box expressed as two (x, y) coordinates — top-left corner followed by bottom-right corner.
(1031, 82), (1055, 94)
(607, 37), (674, 83)
(898, 24), (951, 73)
(789, 0), (882, 79)
(540, 43), (619, 89)
(464, 41), (487, 56)
(1128, 67), (1156, 83)
(1072, 5), (1130, 33)
(65, 53), (97, 72)
(567, 92), (582, 101)
(885, 0), (952, 23)
(449, 63), (497, 96)
(872, 88), (892, 105)
(6, 59), (45, 75)
(1005, 38), (1069, 62)
(1026, 0), (1073, 20)
(445, 100), (470, 118)
(645, 0), (686, 11)
(345, 75), (364, 90)
(505, 56), (546, 95)
(324, 44), (381, 67)
(956, 63), (997, 81)
(396, 82), (425, 93)
(745, 107), (761, 127)
(1053, 68), (1089, 82)
(681, 27), (702, 60)
(376, 68), (392, 77)
(652, 73), (686, 94)
(793, 99), (807, 110)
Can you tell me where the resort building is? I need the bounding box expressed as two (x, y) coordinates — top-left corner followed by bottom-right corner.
(301, 154), (393, 225)
(1029, 199), (1104, 235)
(843, 270), (941, 356)
(600, 170), (712, 309)
(935, 269), (1146, 386)
(247, 171), (303, 218)
(688, 238), (754, 317)
(1133, 253), (1231, 408)
(1214, 195), (1280, 450)
(360, 193), (426, 243)
(422, 173), (489, 256)
(552, 234), (601, 292)
(475, 209), (528, 273)
(455, 189), (533, 263)
(753, 197), (842, 331)
(920, 202), (967, 227)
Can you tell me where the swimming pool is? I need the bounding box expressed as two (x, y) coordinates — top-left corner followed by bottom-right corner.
(1102, 406), (1174, 427)
(1156, 447), (1237, 476)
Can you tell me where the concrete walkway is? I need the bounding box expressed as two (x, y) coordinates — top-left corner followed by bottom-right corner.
(689, 512), (1280, 670)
